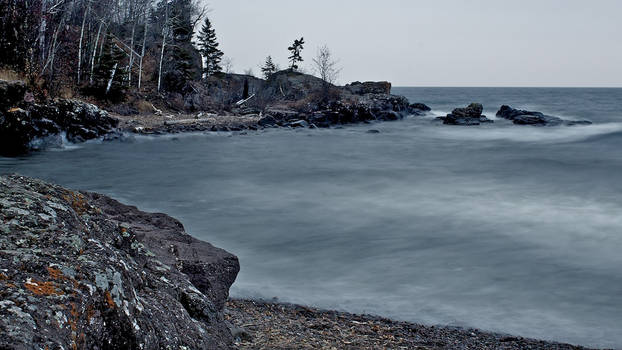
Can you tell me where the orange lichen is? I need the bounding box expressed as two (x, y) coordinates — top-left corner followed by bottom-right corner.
(0, 273), (8, 281)
(70, 303), (79, 330)
(104, 291), (116, 308)
(86, 304), (95, 322)
(5, 283), (16, 288)
(24, 279), (64, 296)
(62, 192), (90, 215)
(47, 267), (65, 280)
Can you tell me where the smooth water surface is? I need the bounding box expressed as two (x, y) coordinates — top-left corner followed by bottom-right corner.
(2, 87), (622, 348)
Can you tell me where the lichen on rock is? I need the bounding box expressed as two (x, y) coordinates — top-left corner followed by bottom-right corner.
(0, 175), (239, 349)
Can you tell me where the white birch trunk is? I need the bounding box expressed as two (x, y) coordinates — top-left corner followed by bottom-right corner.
(77, 3), (90, 83)
(138, 18), (148, 90)
(106, 62), (118, 94)
(90, 20), (103, 84)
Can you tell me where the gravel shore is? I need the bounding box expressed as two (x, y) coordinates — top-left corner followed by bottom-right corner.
(225, 299), (600, 350)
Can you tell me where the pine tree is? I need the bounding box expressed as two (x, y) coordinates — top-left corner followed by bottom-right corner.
(287, 37), (305, 71)
(92, 33), (126, 98)
(261, 56), (277, 79)
(197, 17), (224, 77)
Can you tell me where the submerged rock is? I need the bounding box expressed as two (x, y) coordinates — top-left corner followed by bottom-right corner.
(496, 105), (592, 126)
(0, 175), (239, 349)
(441, 103), (493, 125)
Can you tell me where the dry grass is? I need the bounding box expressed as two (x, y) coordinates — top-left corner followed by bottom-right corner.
(0, 69), (24, 81)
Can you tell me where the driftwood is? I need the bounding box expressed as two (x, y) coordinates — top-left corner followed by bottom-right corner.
(235, 94), (256, 106)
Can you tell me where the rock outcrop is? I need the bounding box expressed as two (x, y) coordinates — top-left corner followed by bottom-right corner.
(496, 105), (592, 126)
(0, 80), (120, 156)
(345, 81), (392, 95)
(439, 103), (493, 125)
(0, 175), (239, 349)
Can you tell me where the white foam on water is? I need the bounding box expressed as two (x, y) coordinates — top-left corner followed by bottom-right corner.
(422, 122), (622, 143)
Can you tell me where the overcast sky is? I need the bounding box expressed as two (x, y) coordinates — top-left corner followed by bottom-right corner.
(205, 0), (622, 87)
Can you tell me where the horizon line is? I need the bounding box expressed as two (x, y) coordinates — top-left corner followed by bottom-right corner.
(391, 85), (622, 89)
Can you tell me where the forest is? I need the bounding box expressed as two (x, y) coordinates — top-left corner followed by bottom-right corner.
(0, 0), (291, 104)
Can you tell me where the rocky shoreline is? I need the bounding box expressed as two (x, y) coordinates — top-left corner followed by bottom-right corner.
(1, 70), (598, 156)
(0, 175), (607, 349)
(225, 299), (599, 350)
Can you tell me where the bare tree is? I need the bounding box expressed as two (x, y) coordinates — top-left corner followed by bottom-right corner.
(222, 56), (234, 74)
(312, 45), (341, 85)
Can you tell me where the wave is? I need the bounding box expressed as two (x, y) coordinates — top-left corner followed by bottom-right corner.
(423, 122), (622, 144)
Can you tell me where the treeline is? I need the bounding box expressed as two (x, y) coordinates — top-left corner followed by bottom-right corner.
(0, 0), (210, 100)
(0, 0), (341, 105)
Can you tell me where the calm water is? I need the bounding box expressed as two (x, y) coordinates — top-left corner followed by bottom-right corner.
(2, 87), (622, 348)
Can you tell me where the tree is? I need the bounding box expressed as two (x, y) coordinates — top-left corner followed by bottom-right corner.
(92, 32), (126, 98)
(222, 56), (234, 74)
(197, 16), (223, 77)
(287, 37), (305, 71)
(261, 55), (277, 79)
(312, 45), (341, 85)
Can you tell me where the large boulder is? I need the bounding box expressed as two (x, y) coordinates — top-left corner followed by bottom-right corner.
(0, 175), (239, 349)
(441, 103), (493, 125)
(0, 98), (119, 156)
(496, 105), (592, 126)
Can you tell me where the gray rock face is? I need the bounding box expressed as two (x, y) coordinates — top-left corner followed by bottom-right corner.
(496, 105), (592, 126)
(0, 175), (239, 349)
(441, 103), (493, 125)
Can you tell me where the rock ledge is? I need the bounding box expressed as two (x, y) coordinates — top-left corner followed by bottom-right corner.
(0, 175), (239, 349)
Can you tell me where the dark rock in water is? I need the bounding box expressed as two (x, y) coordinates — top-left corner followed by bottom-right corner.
(442, 103), (493, 125)
(376, 110), (400, 121)
(496, 105), (562, 126)
(0, 175), (239, 349)
(367, 129), (381, 134)
(0, 81), (119, 155)
(410, 103), (432, 112)
(345, 81), (392, 95)
(453, 103), (484, 118)
(496, 105), (592, 126)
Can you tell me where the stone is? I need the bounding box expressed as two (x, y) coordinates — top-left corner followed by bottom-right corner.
(0, 96), (119, 156)
(442, 103), (493, 125)
(496, 105), (592, 126)
(0, 175), (239, 349)
(345, 81), (392, 95)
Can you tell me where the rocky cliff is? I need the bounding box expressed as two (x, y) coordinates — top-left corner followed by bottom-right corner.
(0, 175), (239, 349)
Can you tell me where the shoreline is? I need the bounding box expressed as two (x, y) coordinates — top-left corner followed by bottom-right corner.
(225, 299), (601, 350)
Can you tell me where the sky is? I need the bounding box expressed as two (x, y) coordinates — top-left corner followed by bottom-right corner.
(204, 0), (622, 87)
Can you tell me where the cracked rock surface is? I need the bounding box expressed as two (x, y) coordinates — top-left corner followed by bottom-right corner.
(0, 175), (239, 349)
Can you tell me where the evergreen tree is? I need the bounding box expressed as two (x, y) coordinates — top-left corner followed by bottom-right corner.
(92, 33), (126, 98)
(197, 17), (224, 77)
(261, 56), (277, 79)
(287, 37), (305, 71)
(162, 0), (200, 91)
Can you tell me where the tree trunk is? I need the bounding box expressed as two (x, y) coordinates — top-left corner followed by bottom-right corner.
(138, 18), (148, 90)
(127, 13), (136, 86)
(106, 62), (118, 94)
(77, 2), (90, 84)
(90, 20), (103, 84)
